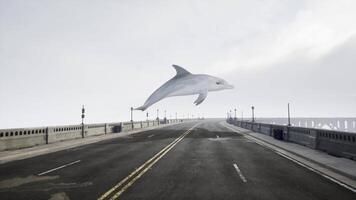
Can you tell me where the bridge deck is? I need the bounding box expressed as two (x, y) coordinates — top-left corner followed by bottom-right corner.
(0, 120), (355, 200)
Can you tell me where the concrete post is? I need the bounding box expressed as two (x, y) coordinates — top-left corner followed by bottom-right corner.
(81, 124), (85, 138)
(45, 127), (49, 144)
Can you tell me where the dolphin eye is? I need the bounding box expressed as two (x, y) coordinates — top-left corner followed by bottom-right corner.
(216, 81), (221, 85)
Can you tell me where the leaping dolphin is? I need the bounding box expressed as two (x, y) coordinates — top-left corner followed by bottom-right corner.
(135, 65), (234, 111)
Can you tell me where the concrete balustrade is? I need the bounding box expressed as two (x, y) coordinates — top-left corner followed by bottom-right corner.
(227, 118), (356, 160)
(0, 127), (47, 151)
(0, 119), (193, 151)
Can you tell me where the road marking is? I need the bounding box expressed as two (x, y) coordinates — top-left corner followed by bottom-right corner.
(233, 164), (247, 183)
(274, 151), (356, 193)
(37, 160), (81, 176)
(98, 123), (200, 200)
(222, 123), (356, 193)
(148, 134), (154, 138)
(216, 135), (219, 138)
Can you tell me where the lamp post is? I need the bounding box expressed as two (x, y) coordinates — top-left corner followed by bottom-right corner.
(156, 109), (159, 120)
(81, 105), (85, 125)
(146, 112), (149, 121)
(234, 108), (237, 119)
(251, 106), (255, 123)
(81, 105), (85, 138)
(288, 103), (291, 126)
(130, 107), (134, 122)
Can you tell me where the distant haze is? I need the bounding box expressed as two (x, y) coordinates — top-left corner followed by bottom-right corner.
(1, 0), (356, 128)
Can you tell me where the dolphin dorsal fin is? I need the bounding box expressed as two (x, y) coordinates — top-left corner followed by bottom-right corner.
(172, 65), (191, 77)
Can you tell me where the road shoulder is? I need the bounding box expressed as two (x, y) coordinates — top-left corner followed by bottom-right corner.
(221, 121), (356, 192)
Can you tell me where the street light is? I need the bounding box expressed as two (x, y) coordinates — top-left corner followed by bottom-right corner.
(130, 107), (134, 122)
(81, 105), (85, 125)
(81, 105), (85, 138)
(234, 108), (237, 119)
(288, 103), (291, 126)
(251, 106), (255, 123)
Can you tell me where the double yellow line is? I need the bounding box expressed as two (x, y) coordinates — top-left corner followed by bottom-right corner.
(98, 123), (200, 200)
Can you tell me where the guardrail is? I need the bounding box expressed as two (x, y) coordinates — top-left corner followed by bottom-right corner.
(0, 119), (193, 151)
(227, 118), (356, 160)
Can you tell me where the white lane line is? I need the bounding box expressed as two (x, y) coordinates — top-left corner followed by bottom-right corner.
(216, 135), (219, 138)
(38, 160), (81, 176)
(223, 123), (356, 193)
(233, 163), (247, 183)
(274, 151), (356, 193)
(148, 134), (154, 138)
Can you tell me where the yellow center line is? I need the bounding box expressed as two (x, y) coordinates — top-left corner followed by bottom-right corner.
(98, 123), (200, 200)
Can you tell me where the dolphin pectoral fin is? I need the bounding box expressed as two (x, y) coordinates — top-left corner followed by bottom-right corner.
(194, 91), (208, 106)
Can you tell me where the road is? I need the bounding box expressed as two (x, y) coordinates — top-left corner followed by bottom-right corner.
(0, 119), (355, 200)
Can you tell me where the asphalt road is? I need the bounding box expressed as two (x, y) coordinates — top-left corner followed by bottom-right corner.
(0, 119), (355, 200)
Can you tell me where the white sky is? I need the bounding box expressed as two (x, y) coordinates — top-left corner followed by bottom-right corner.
(1, 0), (356, 128)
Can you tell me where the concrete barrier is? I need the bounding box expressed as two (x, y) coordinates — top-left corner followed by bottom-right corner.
(227, 118), (356, 160)
(0, 127), (47, 151)
(0, 119), (194, 151)
(48, 125), (83, 143)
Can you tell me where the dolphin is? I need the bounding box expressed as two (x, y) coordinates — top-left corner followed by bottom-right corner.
(135, 65), (234, 111)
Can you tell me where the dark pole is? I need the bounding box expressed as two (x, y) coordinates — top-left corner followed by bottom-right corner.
(81, 105), (85, 125)
(288, 103), (291, 126)
(251, 106), (255, 123)
(130, 107), (133, 122)
(156, 109), (159, 120)
(234, 108), (237, 119)
(81, 105), (85, 138)
(146, 112), (149, 121)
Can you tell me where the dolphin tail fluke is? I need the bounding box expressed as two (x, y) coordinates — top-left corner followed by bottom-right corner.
(134, 106), (147, 111)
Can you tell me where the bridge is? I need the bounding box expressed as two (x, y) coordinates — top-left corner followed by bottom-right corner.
(0, 118), (355, 200)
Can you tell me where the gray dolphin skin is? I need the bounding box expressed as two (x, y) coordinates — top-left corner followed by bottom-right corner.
(135, 65), (234, 111)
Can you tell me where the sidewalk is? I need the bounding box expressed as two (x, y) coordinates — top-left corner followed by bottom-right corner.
(0, 123), (179, 165)
(222, 121), (356, 191)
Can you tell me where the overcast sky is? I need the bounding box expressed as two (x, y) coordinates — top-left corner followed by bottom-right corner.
(1, 0), (355, 128)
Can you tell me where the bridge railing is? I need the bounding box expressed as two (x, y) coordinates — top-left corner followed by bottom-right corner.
(227, 118), (356, 160)
(0, 118), (195, 151)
